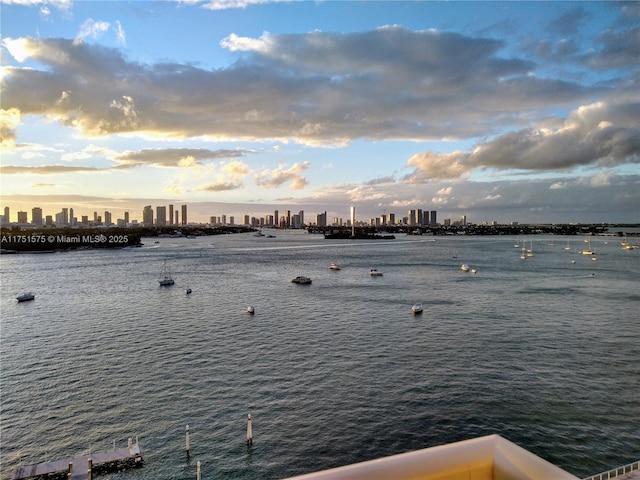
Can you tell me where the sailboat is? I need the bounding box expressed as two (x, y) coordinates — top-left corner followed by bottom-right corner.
(526, 240), (534, 257)
(564, 239), (571, 251)
(581, 237), (594, 255)
(159, 260), (175, 286)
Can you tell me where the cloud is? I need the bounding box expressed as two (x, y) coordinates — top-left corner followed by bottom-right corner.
(74, 19), (111, 45)
(197, 181), (242, 192)
(0, 165), (101, 174)
(113, 148), (251, 168)
(2, 0), (71, 10)
(255, 161), (310, 189)
(115, 21), (126, 46)
(0, 108), (22, 148)
(406, 98), (640, 180)
(1, 26), (610, 145)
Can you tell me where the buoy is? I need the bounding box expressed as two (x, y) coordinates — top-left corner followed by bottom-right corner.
(246, 414), (253, 445)
(186, 425), (190, 455)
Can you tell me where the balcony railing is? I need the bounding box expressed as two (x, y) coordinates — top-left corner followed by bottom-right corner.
(584, 461), (640, 480)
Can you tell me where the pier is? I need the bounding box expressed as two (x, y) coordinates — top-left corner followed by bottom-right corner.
(12, 439), (142, 480)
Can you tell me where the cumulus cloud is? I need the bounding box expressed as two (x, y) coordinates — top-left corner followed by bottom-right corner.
(406, 98), (640, 180)
(0, 108), (22, 148)
(255, 161), (310, 189)
(0, 26), (609, 145)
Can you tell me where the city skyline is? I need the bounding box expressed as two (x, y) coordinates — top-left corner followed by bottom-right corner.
(2, 202), (454, 228)
(1, 1), (639, 225)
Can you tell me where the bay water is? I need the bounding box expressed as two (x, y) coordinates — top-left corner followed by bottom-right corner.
(1, 231), (639, 479)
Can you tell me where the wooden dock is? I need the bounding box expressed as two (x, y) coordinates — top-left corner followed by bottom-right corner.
(12, 441), (143, 480)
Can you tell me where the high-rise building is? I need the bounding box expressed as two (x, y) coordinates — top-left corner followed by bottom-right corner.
(17, 211), (28, 223)
(298, 210), (304, 227)
(181, 205), (187, 225)
(143, 205), (153, 226)
(274, 210), (278, 227)
(156, 206), (167, 226)
(60, 208), (69, 226)
(124, 211), (130, 225)
(430, 211), (437, 226)
(169, 204), (174, 225)
(32, 207), (43, 226)
(3, 206), (9, 223)
(316, 211), (327, 227)
(104, 211), (112, 225)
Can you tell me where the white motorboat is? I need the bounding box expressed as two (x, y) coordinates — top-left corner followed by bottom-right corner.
(291, 276), (312, 284)
(329, 263), (341, 270)
(159, 260), (175, 286)
(370, 269), (383, 276)
(16, 292), (35, 302)
(411, 303), (423, 314)
(460, 264), (470, 272)
(247, 305), (255, 314)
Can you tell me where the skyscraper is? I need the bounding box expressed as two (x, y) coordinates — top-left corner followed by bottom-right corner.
(143, 205), (153, 226)
(32, 207), (43, 226)
(169, 204), (174, 225)
(156, 206), (167, 226)
(181, 205), (187, 225)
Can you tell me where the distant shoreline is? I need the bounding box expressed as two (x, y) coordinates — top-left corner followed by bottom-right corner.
(1, 223), (638, 252)
(0, 225), (252, 252)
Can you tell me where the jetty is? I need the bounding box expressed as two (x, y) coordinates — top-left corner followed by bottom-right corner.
(12, 438), (142, 480)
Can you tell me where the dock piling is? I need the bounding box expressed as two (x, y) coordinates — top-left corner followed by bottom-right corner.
(247, 414), (253, 446)
(196, 460), (201, 480)
(186, 425), (190, 456)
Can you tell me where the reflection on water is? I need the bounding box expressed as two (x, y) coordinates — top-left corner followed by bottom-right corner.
(1, 231), (639, 479)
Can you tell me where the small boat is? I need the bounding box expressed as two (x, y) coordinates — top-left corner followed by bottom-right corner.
(329, 263), (341, 270)
(16, 292), (35, 302)
(291, 276), (312, 284)
(247, 305), (255, 314)
(460, 264), (470, 272)
(186, 288), (192, 294)
(581, 236), (594, 255)
(370, 268), (383, 276)
(411, 303), (423, 314)
(159, 260), (175, 286)
(471, 269), (477, 274)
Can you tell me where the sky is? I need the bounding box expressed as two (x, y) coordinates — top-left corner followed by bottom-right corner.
(1, 0), (639, 225)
